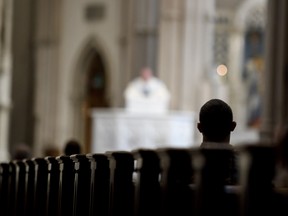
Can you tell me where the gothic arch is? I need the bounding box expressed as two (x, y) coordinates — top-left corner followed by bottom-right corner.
(70, 36), (111, 153)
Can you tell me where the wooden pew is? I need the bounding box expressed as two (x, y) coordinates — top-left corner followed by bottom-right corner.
(8, 161), (17, 216)
(57, 155), (75, 216)
(71, 154), (92, 216)
(192, 146), (239, 216)
(4, 144), (288, 216)
(46, 156), (60, 216)
(237, 144), (276, 216)
(0, 162), (11, 216)
(133, 149), (161, 216)
(157, 148), (194, 216)
(87, 153), (110, 216)
(107, 151), (134, 216)
(15, 160), (27, 216)
(33, 158), (49, 216)
(24, 159), (36, 216)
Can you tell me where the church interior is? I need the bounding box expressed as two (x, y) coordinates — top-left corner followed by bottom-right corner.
(0, 0), (287, 215)
(1, 0), (284, 159)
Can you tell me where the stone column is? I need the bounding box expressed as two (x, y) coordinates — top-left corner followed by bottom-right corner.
(180, 0), (215, 112)
(228, 28), (246, 131)
(260, 0), (288, 141)
(118, 0), (136, 107)
(33, 0), (60, 156)
(158, 0), (215, 111)
(0, 0), (13, 161)
(157, 0), (184, 110)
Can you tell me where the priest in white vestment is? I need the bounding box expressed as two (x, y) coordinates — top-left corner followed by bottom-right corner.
(124, 67), (170, 113)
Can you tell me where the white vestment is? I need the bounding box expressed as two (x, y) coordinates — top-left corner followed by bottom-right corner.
(124, 77), (170, 113)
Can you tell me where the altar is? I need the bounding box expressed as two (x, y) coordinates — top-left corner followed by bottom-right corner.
(91, 109), (197, 153)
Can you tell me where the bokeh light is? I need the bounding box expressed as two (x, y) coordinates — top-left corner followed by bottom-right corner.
(216, 64), (228, 76)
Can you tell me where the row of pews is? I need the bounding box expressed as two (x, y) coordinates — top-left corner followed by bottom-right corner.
(0, 144), (288, 216)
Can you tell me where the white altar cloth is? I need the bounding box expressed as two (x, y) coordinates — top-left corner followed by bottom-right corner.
(91, 108), (196, 153)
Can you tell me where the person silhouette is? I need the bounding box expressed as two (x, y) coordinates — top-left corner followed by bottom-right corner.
(12, 143), (32, 160)
(197, 98), (237, 145)
(197, 98), (238, 185)
(63, 139), (82, 156)
(124, 66), (170, 113)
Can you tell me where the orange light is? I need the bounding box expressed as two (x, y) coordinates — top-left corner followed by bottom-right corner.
(216, 64), (228, 76)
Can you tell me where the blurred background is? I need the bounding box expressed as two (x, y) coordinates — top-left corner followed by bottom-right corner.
(0, 0), (286, 161)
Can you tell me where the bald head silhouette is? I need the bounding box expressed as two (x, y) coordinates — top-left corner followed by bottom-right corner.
(197, 99), (236, 143)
